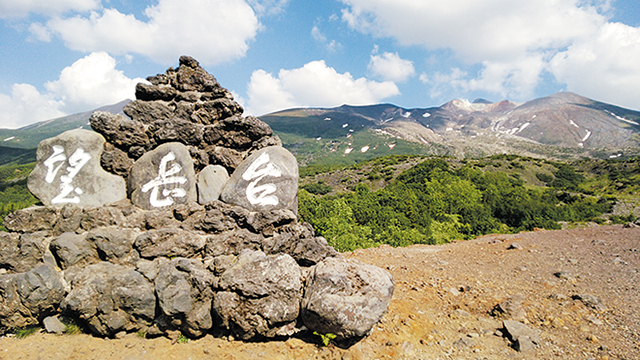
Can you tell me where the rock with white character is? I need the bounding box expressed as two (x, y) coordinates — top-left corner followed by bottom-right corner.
(27, 129), (127, 207)
(220, 146), (298, 213)
(127, 142), (197, 210)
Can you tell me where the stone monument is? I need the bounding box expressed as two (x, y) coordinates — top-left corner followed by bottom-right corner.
(1, 56), (394, 345)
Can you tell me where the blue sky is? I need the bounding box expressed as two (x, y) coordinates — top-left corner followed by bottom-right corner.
(1, 0), (639, 129)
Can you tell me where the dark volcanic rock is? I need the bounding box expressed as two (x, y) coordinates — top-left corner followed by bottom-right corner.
(0, 265), (67, 331)
(4, 206), (58, 233)
(0, 231), (48, 273)
(61, 262), (156, 337)
(134, 228), (206, 259)
(214, 250), (302, 339)
(301, 257), (394, 341)
(50, 232), (100, 270)
(154, 257), (215, 337)
(86, 227), (140, 266)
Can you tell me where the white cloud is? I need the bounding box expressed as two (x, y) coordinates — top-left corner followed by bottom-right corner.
(0, 52), (142, 129)
(311, 26), (338, 52)
(43, 0), (260, 65)
(247, 0), (290, 16)
(550, 22), (640, 109)
(0, 84), (65, 129)
(45, 52), (143, 113)
(246, 60), (400, 115)
(368, 52), (415, 82)
(0, 0), (100, 18)
(340, 0), (627, 103)
(341, 0), (604, 61)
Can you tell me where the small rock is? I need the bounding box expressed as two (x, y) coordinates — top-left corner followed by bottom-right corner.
(453, 337), (474, 348)
(197, 165), (229, 204)
(514, 336), (535, 352)
(572, 294), (606, 311)
(502, 320), (541, 345)
(508, 243), (523, 250)
(43, 316), (66, 334)
(553, 271), (573, 279)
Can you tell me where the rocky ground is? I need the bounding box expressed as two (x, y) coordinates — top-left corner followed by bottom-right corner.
(1, 224), (638, 360)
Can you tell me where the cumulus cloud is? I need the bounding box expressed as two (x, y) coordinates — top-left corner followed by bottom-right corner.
(0, 84), (66, 129)
(368, 52), (415, 82)
(0, 52), (143, 129)
(41, 0), (260, 65)
(341, 0), (604, 61)
(0, 0), (100, 18)
(246, 60), (400, 116)
(340, 0), (635, 103)
(45, 52), (143, 113)
(550, 22), (640, 109)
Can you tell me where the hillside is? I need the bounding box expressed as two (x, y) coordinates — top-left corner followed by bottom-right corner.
(261, 92), (640, 165)
(0, 100), (129, 150)
(2, 92), (639, 166)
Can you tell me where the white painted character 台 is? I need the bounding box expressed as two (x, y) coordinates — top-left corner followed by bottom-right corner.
(141, 151), (188, 207)
(242, 152), (282, 206)
(43, 145), (91, 204)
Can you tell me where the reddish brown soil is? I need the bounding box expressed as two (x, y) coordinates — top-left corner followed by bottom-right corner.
(1, 225), (638, 359)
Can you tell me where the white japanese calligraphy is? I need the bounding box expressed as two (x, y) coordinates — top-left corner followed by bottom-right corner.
(141, 152), (187, 207)
(43, 146), (91, 204)
(242, 152), (282, 206)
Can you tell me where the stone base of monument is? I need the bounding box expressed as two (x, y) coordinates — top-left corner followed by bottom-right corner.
(0, 56), (393, 346)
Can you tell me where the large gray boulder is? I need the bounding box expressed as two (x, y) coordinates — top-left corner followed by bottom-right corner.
(134, 228), (206, 259)
(0, 265), (67, 331)
(50, 232), (100, 270)
(0, 231), (49, 273)
(3, 206), (58, 233)
(61, 262), (156, 337)
(27, 129), (127, 207)
(214, 250), (302, 339)
(301, 257), (394, 341)
(262, 223), (341, 266)
(154, 258), (215, 337)
(86, 227), (140, 266)
(221, 146), (298, 213)
(128, 142), (197, 210)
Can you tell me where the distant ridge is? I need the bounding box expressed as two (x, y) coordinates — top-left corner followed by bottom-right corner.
(2, 92), (640, 167)
(0, 99), (130, 150)
(260, 92), (640, 164)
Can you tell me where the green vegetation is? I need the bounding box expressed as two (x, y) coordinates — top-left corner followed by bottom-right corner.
(299, 156), (633, 252)
(0, 163), (38, 231)
(14, 326), (40, 339)
(313, 331), (337, 346)
(176, 334), (189, 344)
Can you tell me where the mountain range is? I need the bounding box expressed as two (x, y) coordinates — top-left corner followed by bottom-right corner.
(1, 92), (639, 166)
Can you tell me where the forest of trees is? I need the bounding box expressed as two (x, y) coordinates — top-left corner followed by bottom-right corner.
(299, 157), (627, 252)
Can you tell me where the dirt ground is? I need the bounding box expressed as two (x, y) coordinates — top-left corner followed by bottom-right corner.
(1, 225), (638, 360)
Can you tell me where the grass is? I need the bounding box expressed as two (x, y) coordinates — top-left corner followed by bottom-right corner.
(14, 326), (40, 339)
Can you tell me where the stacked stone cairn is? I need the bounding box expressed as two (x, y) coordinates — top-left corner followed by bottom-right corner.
(0, 56), (394, 345)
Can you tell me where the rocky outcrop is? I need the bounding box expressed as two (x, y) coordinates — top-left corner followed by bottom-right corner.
(0, 56), (392, 345)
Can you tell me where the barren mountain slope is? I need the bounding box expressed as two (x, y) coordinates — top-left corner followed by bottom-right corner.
(1, 225), (638, 359)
